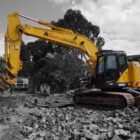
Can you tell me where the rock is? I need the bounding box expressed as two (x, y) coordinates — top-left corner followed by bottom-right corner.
(137, 127), (140, 134)
(63, 136), (72, 140)
(28, 133), (36, 139)
(21, 126), (33, 137)
(80, 119), (91, 125)
(89, 114), (99, 123)
(129, 125), (137, 132)
(89, 124), (99, 130)
(114, 129), (131, 139)
(84, 131), (94, 140)
(136, 134), (140, 140)
(111, 135), (122, 140)
(99, 128), (108, 133)
(0, 117), (4, 122)
(90, 134), (100, 140)
(114, 112), (120, 117)
(104, 117), (113, 121)
(24, 102), (29, 107)
(18, 119), (23, 124)
(71, 129), (81, 139)
(65, 114), (70, 121)
(34, 137), (44, 140)
(87, 110), (93, 115)
(112, 118), (118, 124)
(98, 133), (108, 140)
(41, 117), (46, 123)
(134, 108), (139, 113)
(107, 130), (114, 138)
(123, 123), (131, 131)
(36, 131), (46, 137)
(36, 114), (42, 120)
(34, 123), (39, 129)
(80, 137), (87, 140)
(117, 124), (123, 129)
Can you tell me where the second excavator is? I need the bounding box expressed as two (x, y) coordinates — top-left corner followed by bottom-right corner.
(0, 12), (140, 108)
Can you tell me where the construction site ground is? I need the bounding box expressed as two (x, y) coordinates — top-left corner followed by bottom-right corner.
(0, 90), (140, 140)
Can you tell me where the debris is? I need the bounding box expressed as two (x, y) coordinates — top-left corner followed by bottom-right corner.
(0, 92), (140, 140)
(111, 135), (122, 140)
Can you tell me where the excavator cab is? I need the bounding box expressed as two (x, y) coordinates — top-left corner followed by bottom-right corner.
(96, 50), (128, 89)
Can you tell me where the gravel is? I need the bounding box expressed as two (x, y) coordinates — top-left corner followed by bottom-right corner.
(0, 92), (140, 140)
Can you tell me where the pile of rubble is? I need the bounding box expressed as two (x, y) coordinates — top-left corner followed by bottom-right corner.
(0, 94), (140, 140)
(18, 106), (140, 140)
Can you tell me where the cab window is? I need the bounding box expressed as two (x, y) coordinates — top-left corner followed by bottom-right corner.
(119, 55), (127, 70)
(106, 55), (117, 69)
(97, 56), (104, 74)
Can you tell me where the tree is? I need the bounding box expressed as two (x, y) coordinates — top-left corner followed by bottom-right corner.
(50, 9), (105, 90)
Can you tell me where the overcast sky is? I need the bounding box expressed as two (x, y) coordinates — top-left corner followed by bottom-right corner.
(0, 0), (140, 56)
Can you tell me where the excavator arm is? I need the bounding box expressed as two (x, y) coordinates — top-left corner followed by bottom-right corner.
(0, 12), (99, 91)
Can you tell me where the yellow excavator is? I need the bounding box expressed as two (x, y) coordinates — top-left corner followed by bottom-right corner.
(0, 12), (140, 108)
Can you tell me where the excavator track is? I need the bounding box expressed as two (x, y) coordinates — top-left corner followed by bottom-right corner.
(73, 89), (135, 108)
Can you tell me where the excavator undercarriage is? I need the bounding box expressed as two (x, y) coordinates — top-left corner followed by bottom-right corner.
(73, 88), (140, 108)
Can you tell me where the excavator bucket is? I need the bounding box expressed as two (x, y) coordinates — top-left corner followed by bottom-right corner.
(0, 76), (10, 92)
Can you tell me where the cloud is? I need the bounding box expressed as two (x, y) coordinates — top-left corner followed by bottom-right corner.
(0, 34), (4, 57)
(48, 0), (80, 6)
(103, 37), (140, 55)
(59, 0), (140, 55)
(48, 0), (72, 5)
(1, 0), (140, 56)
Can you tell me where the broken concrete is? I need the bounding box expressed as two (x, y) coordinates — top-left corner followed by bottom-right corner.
(0, 92), (139, 140)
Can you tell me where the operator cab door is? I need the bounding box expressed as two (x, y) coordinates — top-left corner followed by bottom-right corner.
(95, 56), (106, 88)
(96, 54), (127, 89)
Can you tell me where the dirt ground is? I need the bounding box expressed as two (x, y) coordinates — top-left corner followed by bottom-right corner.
(0, 91), (140, 140)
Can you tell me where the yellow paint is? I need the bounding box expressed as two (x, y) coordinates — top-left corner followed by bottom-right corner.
(117, 62), (140, 88)
(128, 62), (140, 82)
(108, 83), (113, 86)
(117, 68), (129, 83)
